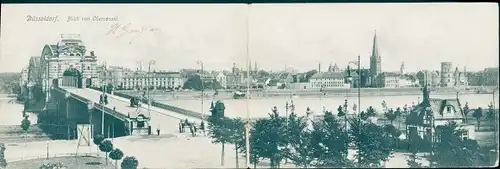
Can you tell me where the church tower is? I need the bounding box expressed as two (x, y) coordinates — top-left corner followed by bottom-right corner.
(370, 31), (382, 87)
(400, 62), (406, 75)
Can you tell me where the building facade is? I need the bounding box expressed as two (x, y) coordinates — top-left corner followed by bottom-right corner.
(215, 72), (227, 89)
(122, 72), (185, 90)
(379, 72), (419, 88)
(309, 72), (348, 89)
(417, 70), (441, 87)
(34, 34), (98, 97)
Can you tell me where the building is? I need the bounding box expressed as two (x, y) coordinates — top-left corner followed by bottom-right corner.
(417, 70), (441, 87)
(406, 87), (475, 141)
(215, 72), (227, 89)
(35, 34), (98, 92)
(122, 72), (185, 90)
(469, 67), (500, 86)
(379, 72), (419, 88)
(370, 31), (382, 88)
(309, 72), (348, 89)
(453, 67), (468, 88)
(440, 62), (454, 87)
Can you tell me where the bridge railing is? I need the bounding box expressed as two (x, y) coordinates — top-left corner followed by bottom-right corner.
(53, 87), (129, 120)
(113, 91), (207, 120)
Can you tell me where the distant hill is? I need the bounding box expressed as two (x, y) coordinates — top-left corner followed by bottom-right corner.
(0, 72), (21, 94)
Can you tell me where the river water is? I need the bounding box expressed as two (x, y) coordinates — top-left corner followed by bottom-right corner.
(159, 93), (497, 118)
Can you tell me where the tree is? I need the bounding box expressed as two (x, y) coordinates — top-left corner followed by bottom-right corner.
(463, 102), (470, 123)
(21, 116), (31, 146)
(472, 107), (483, 130)
(93, 134), (105, 156)
(99, 140), (114, 165)
(406, 136), (425, 168)
(228, 118), (245, 168)
(309, 111), (351, 167)
(239, 107), (286, 169)
(121, 156), (139, 169)
(431, 121), (482, 167)
(486, 103), (495, 131)
(208, 116), (232, 166)
(360, 106), (377, 121)
(304, 70), (318, 82)
(109, 148), (124, 168)
(0, 143), (6, 168)
(349, 118), (394, 167)
(384, 108), (398, 125)
(337, 105), (347, 132)
(383, 124), (402, 148)
(282, 110), (313, 168)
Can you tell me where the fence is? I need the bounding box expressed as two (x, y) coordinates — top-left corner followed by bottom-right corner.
(7, 152), (102, 162)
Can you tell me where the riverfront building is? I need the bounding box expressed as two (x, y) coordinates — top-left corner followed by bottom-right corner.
(122, 72), (185, 90)
(309, 72), (349, 89)
(378, 72), (419, 88)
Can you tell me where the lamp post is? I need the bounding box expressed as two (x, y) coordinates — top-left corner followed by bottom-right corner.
(147, 60), (156, 118)
(197, 60), (204, 120)
(101, 62), (106, 135)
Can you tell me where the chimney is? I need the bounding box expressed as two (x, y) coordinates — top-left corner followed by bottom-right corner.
(318, 63), (321, 73)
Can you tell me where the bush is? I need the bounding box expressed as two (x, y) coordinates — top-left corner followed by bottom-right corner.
(121, 156), (139, 169)
(0, 143), (6, 168)
(39, 162), (66, 169)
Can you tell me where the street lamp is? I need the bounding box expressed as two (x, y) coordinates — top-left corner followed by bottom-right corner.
(197, 60), (204, 120)
(101, 62), (107, 135)
(147, 60), (156, 118)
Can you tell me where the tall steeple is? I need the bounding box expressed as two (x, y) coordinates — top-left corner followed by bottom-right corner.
(370, 30), (382, 87)
(254, 61), (258, 72)
(372, 30), (380, 59)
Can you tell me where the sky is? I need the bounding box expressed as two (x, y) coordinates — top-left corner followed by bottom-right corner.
(0, 3), (498, 73)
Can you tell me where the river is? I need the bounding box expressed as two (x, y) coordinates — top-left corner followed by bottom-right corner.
(159, 93), (497, 118)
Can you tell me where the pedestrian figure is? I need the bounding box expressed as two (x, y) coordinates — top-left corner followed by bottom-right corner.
(157, 128), (160, 136)
(99, 94), (103, 104)
(104, 94), (108, 104)
(200, 121), (205, 136)
(189, 124), (195, 137)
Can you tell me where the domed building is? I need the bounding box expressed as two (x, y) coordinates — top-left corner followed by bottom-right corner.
(31, 34), (98, 100)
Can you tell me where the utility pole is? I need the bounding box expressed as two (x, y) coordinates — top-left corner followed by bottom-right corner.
(244, 3), (251, 168)
(357, 55), (361, 118)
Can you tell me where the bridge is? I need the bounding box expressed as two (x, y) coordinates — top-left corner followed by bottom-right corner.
(47, 85), (205, 140)
(23, 34), (206, 140)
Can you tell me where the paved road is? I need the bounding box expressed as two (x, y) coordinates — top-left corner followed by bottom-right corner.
(62, 87), (204, 134)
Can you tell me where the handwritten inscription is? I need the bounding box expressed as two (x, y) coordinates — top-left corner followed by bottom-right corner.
(105, 23), (161, 44)
(26, 15), (59, 23)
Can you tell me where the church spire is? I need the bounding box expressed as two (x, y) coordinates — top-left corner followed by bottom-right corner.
(371, 30), (380, 59)
(254, 61), (258, 72)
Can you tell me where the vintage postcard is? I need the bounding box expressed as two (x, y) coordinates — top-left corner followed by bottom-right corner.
(0, 3), (498, 169)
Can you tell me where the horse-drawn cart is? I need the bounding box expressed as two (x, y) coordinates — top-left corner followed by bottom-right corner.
(178, 119), (205, 136)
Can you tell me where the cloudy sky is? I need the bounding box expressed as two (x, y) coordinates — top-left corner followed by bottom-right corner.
(0, 3), (498, 73)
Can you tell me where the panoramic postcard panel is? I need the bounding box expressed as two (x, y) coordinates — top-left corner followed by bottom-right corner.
(0, 3), (498, 169)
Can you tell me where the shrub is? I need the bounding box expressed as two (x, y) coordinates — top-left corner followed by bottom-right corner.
(121, 156), (139, 169)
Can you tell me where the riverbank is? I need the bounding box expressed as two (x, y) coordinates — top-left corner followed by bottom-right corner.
(116, 87), (496, 101)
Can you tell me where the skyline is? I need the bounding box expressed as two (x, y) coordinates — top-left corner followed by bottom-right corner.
(1, 3), (498, 73)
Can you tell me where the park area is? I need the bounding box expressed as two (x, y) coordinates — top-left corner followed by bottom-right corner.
(6, 156), (114, 169)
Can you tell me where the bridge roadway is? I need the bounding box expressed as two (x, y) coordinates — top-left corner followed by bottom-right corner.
(60, 87), (205, 134)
